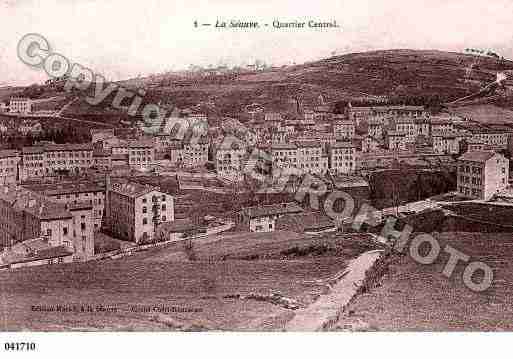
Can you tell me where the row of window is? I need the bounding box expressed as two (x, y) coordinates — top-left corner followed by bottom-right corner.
(142, 215), (167, 225)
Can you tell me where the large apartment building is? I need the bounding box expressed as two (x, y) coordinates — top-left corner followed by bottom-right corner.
(328, 142), (356, 175)
(457, 151), (509, 200)
(20, 143), (94, 180)
(128, 141), (155, 169)
(104, 178), (174, 243)
(0, 185), (94, 260)
(432, 130), (470, 154)
(181, 136), (209, 168)
(270, 143), (298, 174)
(25, 181), (106, 230)
(238, 202), (303, 232)
(295, 141), (328, 175)
(333, 118), (356, 139)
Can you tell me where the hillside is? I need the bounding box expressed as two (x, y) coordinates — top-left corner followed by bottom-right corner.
(67, 49), (513, 121)
(332, 232), (513, 331)
(4, 49), (513, 125)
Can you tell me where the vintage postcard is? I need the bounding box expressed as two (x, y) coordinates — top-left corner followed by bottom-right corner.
(0, 0), (512, 355)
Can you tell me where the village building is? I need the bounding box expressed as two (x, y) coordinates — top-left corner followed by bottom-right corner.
(25, 181), (106, 230)
(432, 130), (470, 154)
(0, 186), (94, 261)
(295, 141), (329, 176)
(128, 141), (156, 170)
(20, 143), (94, 180)
(457, 151), (509, 200)
(0, 150), (20, 185)
(238, 202), (303, 232)
(430, 116), (456, 134)
(104, 178), (174, 243)
(386, 131), (408, 151)
(368, 118), (384, 139)
(92, 149), (112, 171)
(328, 141), (356, 175)
(333, 118), (356, 139)
(215, 136), (247, 181)
(361, 135), (381, 153)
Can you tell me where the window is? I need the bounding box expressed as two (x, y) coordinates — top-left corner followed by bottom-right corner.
(81, 223), (86, 231)
(143, 218), (147, 225)
(142, 197), (147, 203)
(63, 227), (68, 235)
(161, 195), (166, 201)
(142, 206), (147, 214)
(162, 216), (167, 222)
(161, 204), (166, 211)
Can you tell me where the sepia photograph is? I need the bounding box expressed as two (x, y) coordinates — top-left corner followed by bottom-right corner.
(0, 0), (512, 356)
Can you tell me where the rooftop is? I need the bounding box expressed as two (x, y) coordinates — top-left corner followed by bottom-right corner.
(458, 150), (498, 163)
(330, 141), (355, 149)
(109, 179), (160, 198)
(0, 186), (72, 220)
(22, 143), (93, 154)
(271, 143), (297, 150)
(24, 181), (105, 197)
(128, 140), (155, 149)
(295, 140), (322, 148)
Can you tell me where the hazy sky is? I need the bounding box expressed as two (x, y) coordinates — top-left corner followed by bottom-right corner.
(1, 0), (513, 85)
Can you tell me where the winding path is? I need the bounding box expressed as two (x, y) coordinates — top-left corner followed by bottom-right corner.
(285, 249), (383, 331)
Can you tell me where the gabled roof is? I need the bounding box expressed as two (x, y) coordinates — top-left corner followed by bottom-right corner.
(330, 141), (355, 149)
(109, 179), (161, 198)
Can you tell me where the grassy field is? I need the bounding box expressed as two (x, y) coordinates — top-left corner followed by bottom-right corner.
(333, 232), (513, 331)
(0, 231), (380, 331)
